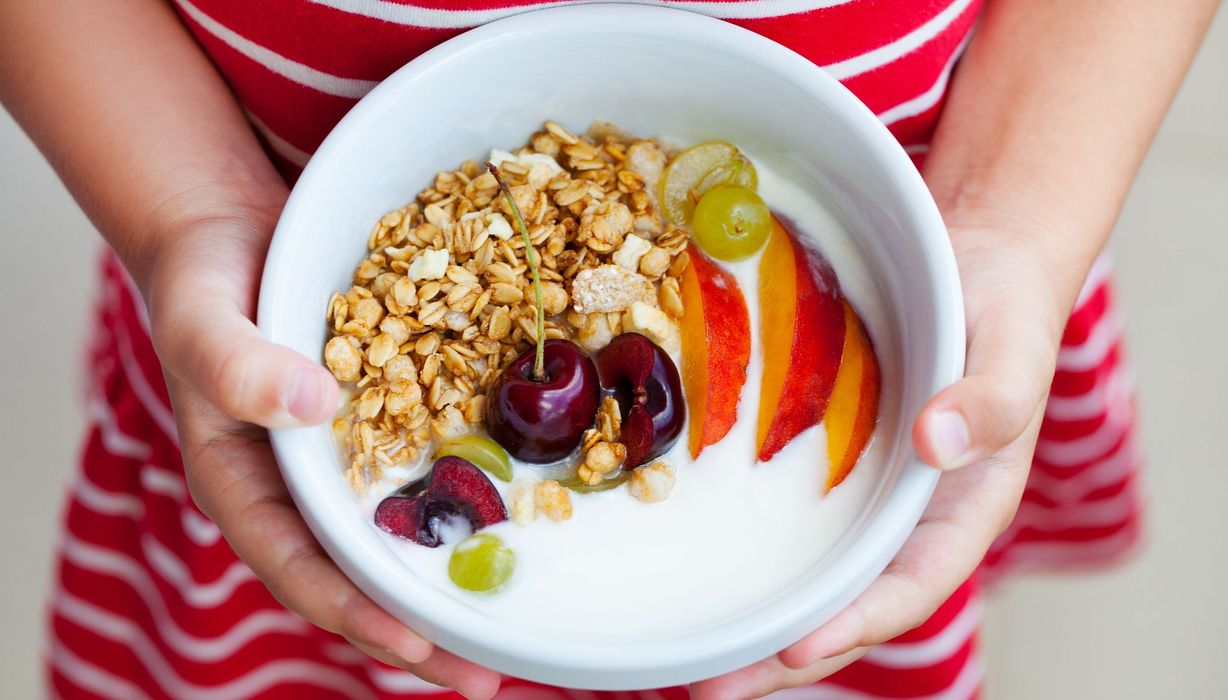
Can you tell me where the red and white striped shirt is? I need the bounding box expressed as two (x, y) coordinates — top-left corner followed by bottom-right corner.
(48, 2), (1142, 698)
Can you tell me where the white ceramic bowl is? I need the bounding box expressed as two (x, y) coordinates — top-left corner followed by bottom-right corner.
(259, 4), (963, 690)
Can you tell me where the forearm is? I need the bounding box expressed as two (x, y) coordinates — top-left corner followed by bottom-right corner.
(0, 0), (283, 290)
(926, 0), (1218, 311)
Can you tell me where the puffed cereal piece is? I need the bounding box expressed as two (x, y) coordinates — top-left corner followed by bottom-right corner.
(628, 460), (676, 503)
(324, 336), (364, 382)
(509, 481), (537, 526)
(534, 480), (573, 522)
(570, 264), (655, 314)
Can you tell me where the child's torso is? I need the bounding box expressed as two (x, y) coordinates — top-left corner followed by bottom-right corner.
(171, 0), (982, 178)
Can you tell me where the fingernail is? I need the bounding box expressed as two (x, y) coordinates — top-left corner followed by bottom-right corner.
(930, 410), (971, 469)
(287, 368), (328, 423)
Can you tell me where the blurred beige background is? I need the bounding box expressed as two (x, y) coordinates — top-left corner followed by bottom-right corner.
(2, 12), (1225, 699)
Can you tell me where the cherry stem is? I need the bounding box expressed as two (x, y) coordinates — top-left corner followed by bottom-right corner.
(486, 161), (546, 380)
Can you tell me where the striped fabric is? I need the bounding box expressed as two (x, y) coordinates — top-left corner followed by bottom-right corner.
(48, 2), (1141, 698)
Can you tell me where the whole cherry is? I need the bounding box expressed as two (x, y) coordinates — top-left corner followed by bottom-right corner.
(486, 339), (601, 463)
(596, 333), (685, 468)
(482, 162), (601, 463)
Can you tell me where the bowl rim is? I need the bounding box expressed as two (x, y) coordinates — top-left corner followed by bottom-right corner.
(258, 2), (963, 687)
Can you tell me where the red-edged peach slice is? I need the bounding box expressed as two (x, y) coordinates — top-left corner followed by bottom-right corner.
(824, 300), (881, 491)
(756, 216), (845, 462)
(679, 244), (751, 458)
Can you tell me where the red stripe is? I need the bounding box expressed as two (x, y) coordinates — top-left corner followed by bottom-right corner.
(1051, 344), (1123, 397)
(891, 577), (975, 643)
(186, 0), (970, 82)
(838, 6), (976, 114)
(1062, 283), (1111, 346)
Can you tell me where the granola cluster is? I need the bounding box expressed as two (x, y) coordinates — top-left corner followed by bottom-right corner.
(325, 121), (689, 494)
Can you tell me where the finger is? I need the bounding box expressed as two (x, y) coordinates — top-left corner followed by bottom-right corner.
(171, 383), (432, 664)
(152, 283), (338, 427)
(914, 293), (1057, 470)
(780, 412), (1039, 669)
(348, 641), (502, 700)
(689, 647), (867, 700)
(404, 649), (502, 700)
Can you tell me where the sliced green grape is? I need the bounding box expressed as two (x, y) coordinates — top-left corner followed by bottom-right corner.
(448, 534), (515, 593)
(691, 185), (771, 261)
(559, 472), (629, 493)
(434, 435), (513, 482)
(660, 141), (743, 225)
(694, 156), (758, 197)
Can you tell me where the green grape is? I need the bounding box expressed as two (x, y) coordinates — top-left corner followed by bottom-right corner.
(434, 435), (513, 482)
(691, 185), (771, 261)
(559, 472), (628, 493)
(448, 534), (515, 593)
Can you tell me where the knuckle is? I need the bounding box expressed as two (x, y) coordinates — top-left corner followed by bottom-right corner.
(212, 340), (276, 420)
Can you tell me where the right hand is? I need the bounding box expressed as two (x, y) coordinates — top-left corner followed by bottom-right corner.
(138, 188), (503, 700)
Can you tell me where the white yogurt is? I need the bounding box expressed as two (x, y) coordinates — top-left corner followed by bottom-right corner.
(358, 160), (897, 642)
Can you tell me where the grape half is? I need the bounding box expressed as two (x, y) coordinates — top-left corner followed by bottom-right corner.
(448, 533), (515, 593)
(434, 435), (513, 482)
(691, 185), (771, 261)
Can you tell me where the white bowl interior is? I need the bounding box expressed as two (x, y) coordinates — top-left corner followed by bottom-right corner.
(259, 5), (962, 689)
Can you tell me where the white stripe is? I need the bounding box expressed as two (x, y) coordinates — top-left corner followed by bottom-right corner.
(54, 587), (310, 664)
(73, 477), (145, 520)
(117, 264), (153, 334)
(877, 34), (969, 126)
(52, 586), (377, 700)
(903, 143), (931, 155)
(764, 650), (983, 700)
(61, 532), (257, 614)
(311, 0), (856, 28)
(140, 465), (187, 500)
(998, 478), (1139, 544)
(863, 599), (981, 668)
(182, 509), (224, 547)
(1034, 401), (1132, 467)
(1045, 365), (1133, 422)
(113, 318), (180, 445)
(1056, 309), (1124, 372)
(983, 523), (1138, 584)
(1024, 439), (1139, 504)
(247, 110), (312, 167)
(368, 667), (449, 693)
(822, 0), (975, 80)
(48, 636), (153, 700)
(141, 534), (258, 607)
(174, 0), (379, 99)
(1073, 254), (1113, 308)
(87, 394), (152, 461)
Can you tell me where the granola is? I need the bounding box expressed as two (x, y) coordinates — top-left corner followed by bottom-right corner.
(325, 121), (687, 492)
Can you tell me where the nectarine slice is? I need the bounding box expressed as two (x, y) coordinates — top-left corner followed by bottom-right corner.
(679, 244), (750, 458)
(756, 216), (845, 462)
(824, 300), (881, 491)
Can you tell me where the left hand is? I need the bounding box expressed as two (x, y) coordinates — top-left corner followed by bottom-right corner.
(690, 219), (1072, 698)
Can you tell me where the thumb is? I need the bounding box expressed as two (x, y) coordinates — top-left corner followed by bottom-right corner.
(153, 285), (338, 428)
(913, 298), (1059, 470)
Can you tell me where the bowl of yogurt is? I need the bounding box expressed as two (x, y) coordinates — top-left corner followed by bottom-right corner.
(258, 4), (964, 690)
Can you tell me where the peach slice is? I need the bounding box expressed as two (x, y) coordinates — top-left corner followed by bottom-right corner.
(756, 216), (845, 462)
(679, 244), (750, 458)
(824, 301), (881, 491)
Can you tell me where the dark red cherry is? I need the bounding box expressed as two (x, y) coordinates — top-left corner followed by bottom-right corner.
(595, 333), (685, 468)
(374, 457), (507, 547)
(485, 339), (601, 463)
